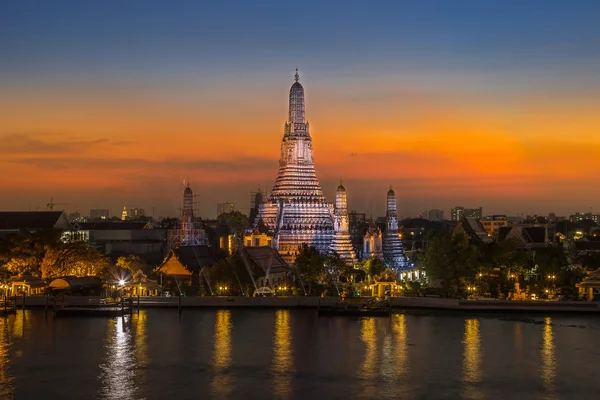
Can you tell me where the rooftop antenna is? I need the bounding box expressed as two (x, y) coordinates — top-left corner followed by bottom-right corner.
(294, 68), (299, 82)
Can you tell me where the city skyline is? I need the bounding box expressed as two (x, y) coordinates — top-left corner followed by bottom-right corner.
(2, 1), (600, 218)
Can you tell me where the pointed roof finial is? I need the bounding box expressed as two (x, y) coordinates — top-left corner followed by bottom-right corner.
(340, 176), (343, 186)
(294, 68), (299, 82)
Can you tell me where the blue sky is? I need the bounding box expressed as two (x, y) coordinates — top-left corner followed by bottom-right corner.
(3, 0), (600, 76)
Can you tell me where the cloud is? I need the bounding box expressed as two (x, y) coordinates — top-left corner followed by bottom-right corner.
(5, 154), (277, 173)
(0, 133), (113, 155)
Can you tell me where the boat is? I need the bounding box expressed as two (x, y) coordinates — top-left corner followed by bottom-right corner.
(318, 298), (391, 317)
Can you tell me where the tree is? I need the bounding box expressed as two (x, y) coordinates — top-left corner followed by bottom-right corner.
(116, 255), (145, 274)
(422, 232), (479, 297)
(0, 231), (51, 276)
(208, 252), (255, 296)
(358, 258), (386, 282)
(218, 211), (249, 249)
(294, 244), (326, 295)
(578, 252), (600, 270)
(533, 247), (567, 277)
(325, 252), (353, 282)
(40, 240), (111, 278)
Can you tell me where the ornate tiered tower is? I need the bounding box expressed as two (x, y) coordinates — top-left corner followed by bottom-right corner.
(253, 70), (334, 262)
(329, 183), (357, 264)
(382, 187), (408, 270)
(168, 182), (208, 248)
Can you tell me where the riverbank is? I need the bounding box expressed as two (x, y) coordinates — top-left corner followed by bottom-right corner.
(9, 295), (600, 314)
(389, 296), (600, 313)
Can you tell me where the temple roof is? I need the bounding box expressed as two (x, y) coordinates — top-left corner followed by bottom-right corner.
(576, 269), (600, 288)
(521, 227), (546, 243)
(156, 250), (193, 277)
(0, 211), (71, 231)
(176, 245), (217, 270)
(454, 217), (491, 243)
(241, 247), (290, 277)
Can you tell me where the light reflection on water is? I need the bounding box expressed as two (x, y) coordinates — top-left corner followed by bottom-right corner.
(211, 310), (233, 398)
(359, 318), (377, 398)
(134, 311), (148, 370)
(0, 316), (14, 398)
(98, 316), (143, 400)
(393, 314), (408, 381)
(463, 319), (482, 400)
(272, 309), (294, 400)
(2, 310), (599, 399)
(541, 317), (556, 400)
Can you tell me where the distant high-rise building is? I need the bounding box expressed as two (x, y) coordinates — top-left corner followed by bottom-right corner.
(217, 202), (235, 216)
(90, 209), (110, 220)
(569, 212), (599, 224)
(427, 209), (444, 221)
(464, 208), (483, 219)
(130, 208), (145, 218)
(121, 206), (128, 221)
(67, 211), (82, 222)
(451, 206), (464, 221)
(452, 206), (482, 221)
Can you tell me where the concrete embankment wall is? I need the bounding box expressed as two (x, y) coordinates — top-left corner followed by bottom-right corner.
(12, 295), (600, 313)
(389, 297), (600, 313)
(13, 295), (341, 308)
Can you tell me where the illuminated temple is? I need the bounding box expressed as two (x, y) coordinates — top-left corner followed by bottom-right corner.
(252, 70), (335, 262)
(168, 182), (208, 248)
(382, 187), (409, 270)
(329, 183), (357, 264)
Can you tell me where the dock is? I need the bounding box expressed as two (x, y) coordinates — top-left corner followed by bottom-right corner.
(1, 298), (16, 315)
(318, 298), (392, 317)
(53, 297), (133, 317)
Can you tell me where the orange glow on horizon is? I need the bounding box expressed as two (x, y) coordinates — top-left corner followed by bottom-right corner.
(1, 77), (599, 215)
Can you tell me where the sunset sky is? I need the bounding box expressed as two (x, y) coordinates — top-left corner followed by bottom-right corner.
(1, 0), (600, 219)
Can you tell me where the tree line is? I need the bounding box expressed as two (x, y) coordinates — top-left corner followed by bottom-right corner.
(0, 231), (148, 283)
(419, 231), (600, 299)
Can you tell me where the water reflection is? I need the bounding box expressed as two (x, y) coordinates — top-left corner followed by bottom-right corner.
(0, 316), (14, 398)
(272, 309), (294, 399)
(211, 310), (233, 398)
(133, 311), (148, 386)
(463, 319), (482, 400)
(541, 317), (556, 399)
(393, 314), (408, 380)
(359, 318), (377, 398)
(98, 317), (140, 400)
(11, 311), (31, 339)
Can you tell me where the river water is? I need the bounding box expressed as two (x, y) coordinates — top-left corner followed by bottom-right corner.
(1, 309), (599, 399)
